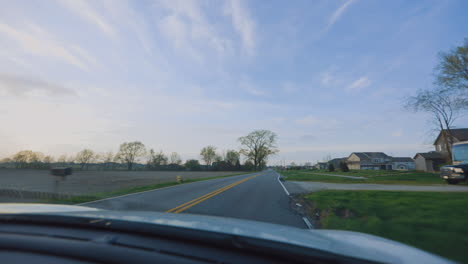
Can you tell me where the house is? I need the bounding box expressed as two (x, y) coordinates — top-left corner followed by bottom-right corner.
(413, 152), (447, 172)
(314, 162), (328, 170)
(328, 158), (346, 169)
(434, 128), (468, 153)
(391, 157), (415, 170)
(346, 152), (392, 170)
(412, 128), (468, 172)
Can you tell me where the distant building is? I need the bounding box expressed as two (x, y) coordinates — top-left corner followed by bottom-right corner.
(411, 128), (468, 172)
(328, 158), (346, 169)
(314, 162), (328, 170)
(413, 152), (447, 172)
(434, 128), (468, 153)
(391, 157), (415, 170)
(346, 152), (392, 170)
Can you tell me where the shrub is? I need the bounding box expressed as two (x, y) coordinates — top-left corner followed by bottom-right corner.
(340, 161), (349, 172)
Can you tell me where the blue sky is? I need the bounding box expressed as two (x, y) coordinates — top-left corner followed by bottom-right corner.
(1, 0), (467, 164)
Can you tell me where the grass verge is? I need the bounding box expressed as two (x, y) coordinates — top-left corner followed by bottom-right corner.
(303, 190), (468, 263)
(279, 169), (459, 185)
(43, 172), (250, 204)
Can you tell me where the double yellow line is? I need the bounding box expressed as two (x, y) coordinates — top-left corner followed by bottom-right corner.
(166, 174), (259, 214)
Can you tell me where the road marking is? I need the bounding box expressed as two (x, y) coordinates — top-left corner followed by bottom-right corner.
(275, 172), (290, 196)
(78, 173), (254, 206)
(166, 174), (259, 214)
(302, 217), (313, 229)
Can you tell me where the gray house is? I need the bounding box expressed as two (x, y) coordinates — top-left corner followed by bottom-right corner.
(414, 152), (446, 172)
(346, 152), (392, 170)
(391, 157), (415, 170)
(413, 128), (468, 172)
(328, 158), (346, 169)
(314, 162), (328, 170)
(434, 128), (468, 153)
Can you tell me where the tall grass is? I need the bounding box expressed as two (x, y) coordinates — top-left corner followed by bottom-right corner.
(304, 191), (468, 263)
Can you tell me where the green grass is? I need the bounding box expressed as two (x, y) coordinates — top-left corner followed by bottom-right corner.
(303, 190), (468, 263)
(43, 172), (250, 204)
(279, 169), (456, 185)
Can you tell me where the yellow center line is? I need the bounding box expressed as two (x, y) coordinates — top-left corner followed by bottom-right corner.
(166, 174), (260, 214)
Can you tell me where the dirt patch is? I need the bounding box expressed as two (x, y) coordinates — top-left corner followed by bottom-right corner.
(290, 194), (357, 228)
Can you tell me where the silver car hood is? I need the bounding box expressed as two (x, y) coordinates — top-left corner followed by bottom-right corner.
(0, 203), (452, 264)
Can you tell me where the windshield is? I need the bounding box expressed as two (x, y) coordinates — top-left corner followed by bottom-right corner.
(1, 1), (467, 263)
(453, 143), (468, 163)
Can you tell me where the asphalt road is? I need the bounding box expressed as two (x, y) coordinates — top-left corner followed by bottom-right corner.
(82, 170), (306, 228)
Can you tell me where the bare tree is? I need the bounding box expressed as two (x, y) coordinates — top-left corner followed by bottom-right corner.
(322, 154), (332, 162)
(169, 152), (182, 165)
(43, 155), (54, 165)
(200, 146), (217, 166)
(405, 89), (465, 163)
(11, 150), (45, 168)
(11, 150), (31, 168)
(118, 141), (146, 170)
(57, 154), (68, 166)
(147, 149), (168, 168)
(75, 149), (95, 170)
(238, 130), (279, 170)
(102, 151), (114, 169)
(225, 150), (240, 167)
(67, 155), (75, 164)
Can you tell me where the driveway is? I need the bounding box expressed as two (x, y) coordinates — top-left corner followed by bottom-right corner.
(306, 172), (366, 179)
(284, 181), (468, 194)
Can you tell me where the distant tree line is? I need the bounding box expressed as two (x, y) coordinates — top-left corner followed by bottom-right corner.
(0, 130), (279, 172)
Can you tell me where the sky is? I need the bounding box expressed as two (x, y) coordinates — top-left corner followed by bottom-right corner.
(1, 0), (467, 165)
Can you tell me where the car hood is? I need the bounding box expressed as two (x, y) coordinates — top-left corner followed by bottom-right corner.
(0, 203), (452, 264)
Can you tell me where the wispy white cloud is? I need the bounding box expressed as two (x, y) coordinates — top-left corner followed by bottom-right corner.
(0, 73), (76, 97)
(0, 22), (90, 70)
(155, 0), (232, 61)
(391, 129), (404, 137)
(224, 0), (257, 56)
(244, 85), (267, 96)
(101, 0), (154, 54)
(321, 71), (336, 85)
(346, 76), (371, 92)
(295, 115), (320, 126)
(58, 0), (117, 38)
(326, 0), (356, 31)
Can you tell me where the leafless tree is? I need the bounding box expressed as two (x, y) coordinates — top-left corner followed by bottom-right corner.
(118, 141), (146, 170)
(238, 130), (279, 170)
(57, 154), (68, 166)
(405, 89), (464, 163)
(75, 149), (95, 170)
(147, 149), (168, 168)
(169, 152), (182, 165)
(200, 146), (217, 166)
(225, 150), (240, 167)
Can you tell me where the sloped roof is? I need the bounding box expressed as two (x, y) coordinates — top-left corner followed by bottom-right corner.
(392, 157), (414, 162)
(351, 152), (390, 160)
(329, 158), (345, 163)
(434, 128), (468, 144)
(413, 152), (446, 160)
